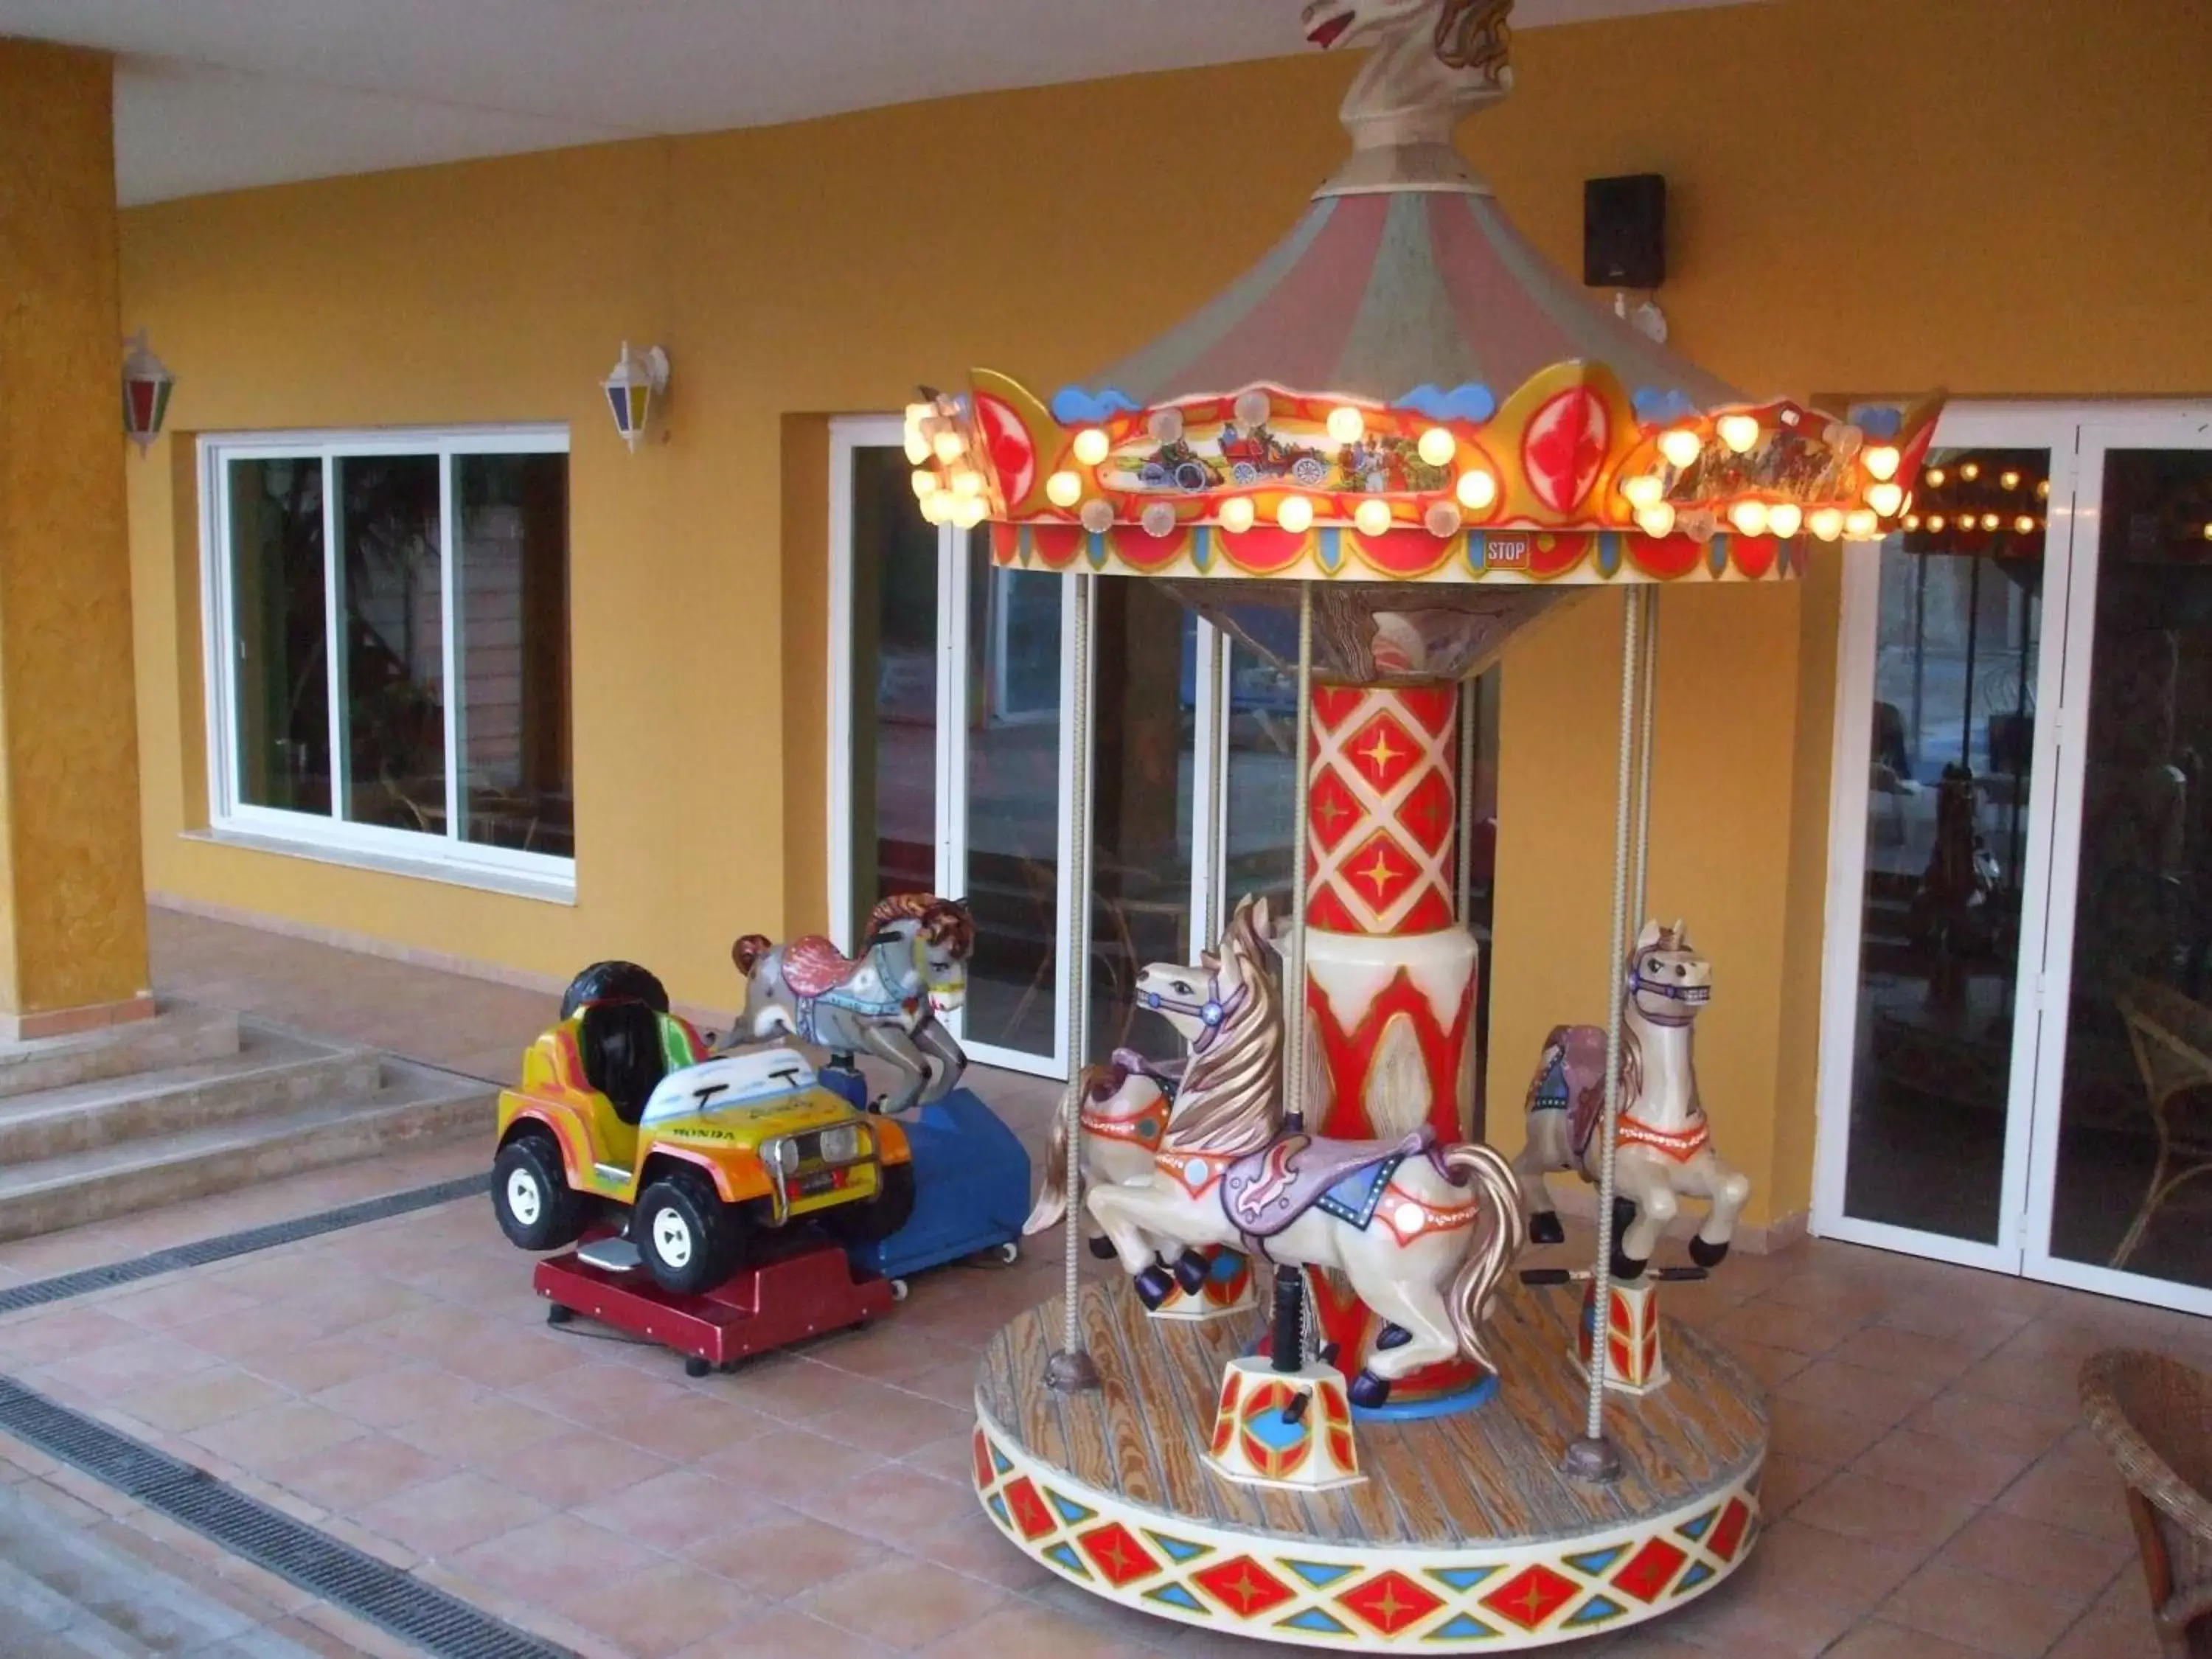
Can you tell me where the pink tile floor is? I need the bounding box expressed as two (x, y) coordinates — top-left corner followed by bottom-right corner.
(0, 907), (2204, 1657)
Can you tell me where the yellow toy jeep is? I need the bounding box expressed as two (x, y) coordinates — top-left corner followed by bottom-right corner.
(492, 961), (913, 1295)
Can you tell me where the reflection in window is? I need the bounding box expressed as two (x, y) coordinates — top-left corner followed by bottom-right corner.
(337, 456), (445, 833)
(229, 458), (330, 814)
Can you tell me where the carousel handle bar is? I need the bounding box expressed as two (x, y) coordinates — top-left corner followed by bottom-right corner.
(1520, 1265), (1707, 1287)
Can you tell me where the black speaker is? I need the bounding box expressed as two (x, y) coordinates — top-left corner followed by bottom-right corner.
(1584, 173), (1666, 290)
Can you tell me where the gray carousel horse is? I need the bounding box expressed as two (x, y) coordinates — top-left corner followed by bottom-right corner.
(728, 894), (975, 1114)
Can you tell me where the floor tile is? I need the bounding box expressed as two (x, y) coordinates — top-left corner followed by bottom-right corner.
(794, 1462), (975, 1544)
(1879, 1559), (2087, 1656)
(112, 1368), (290, 1434)
(307, 1361), (490, 1430)
(1934, 1508), (2132, 1601)
(473, 1429), (675, 1510)
(1773, 1356), (1944, 1429)
(675, 1605), (900, 1658)
(355, 1470), (551, 1559)
(1902, 1389), (2076, 1461)
(911, 1599), (1156, 1659)
(454, 1512), (661, 1604)
(1851, 1427), (2037, 1505)
(552, 1559), (759, 1659)
(189, 1401), (368, 1473)
(1994, 1448), (2136, 1543)
(796, 1554), (1008, 1649)
(265, 1433), (451, 1514)
(1790, 1470), (1980, 1557)
(688, 1512), (878, 1598)
(1822, 1622), (2006, 1659)
(1739, 1515), (1920, 1615)
(571, 1468), (767, 1554)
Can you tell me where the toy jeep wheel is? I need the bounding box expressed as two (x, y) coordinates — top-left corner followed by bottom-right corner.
(812, 1161), (916, 1246)
(636, 1169), (742, 1295)
(493, 1134), (586, 1252)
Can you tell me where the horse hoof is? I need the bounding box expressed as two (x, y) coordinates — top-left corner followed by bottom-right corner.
(1087, 1234), (1119, 1261)
(1529, 1211), (1566, 1245)
(1349, 1371), (1392, 1410)
(1611, 1248), (1649, 1284)
(1688, 1234), (1731, 1269)
(1173, 1250), (1210, 1298)
(1376, 1323), (1411, 1351)
(1318, 1343), (1340, 1368)
(1134, 1265), (1175, 1310)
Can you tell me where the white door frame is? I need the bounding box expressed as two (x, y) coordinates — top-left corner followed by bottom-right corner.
(1812, 400), (2212, 1312)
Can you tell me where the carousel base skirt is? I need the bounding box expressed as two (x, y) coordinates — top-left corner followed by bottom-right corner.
(973, 1280), (1767, 1652)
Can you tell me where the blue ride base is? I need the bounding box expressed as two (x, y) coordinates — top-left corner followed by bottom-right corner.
(821, 1068), (1032, 1289)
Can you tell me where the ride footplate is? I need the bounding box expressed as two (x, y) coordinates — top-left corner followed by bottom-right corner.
(533, 1238), (893, 1377)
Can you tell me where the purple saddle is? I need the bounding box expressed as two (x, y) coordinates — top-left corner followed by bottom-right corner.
(1220, 1127), (1438, 1240)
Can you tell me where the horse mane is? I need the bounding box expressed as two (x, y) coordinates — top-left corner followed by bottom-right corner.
(865, 891), (975, 956)
(1163, 902), (1283, 1157)
(1435, 0), (1512, 77)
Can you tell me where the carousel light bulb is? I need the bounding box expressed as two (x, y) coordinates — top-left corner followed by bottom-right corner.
(1455, 467), (1498, 510)
(1925, 467), (1947, 488)
(1927, 514), (1947, 532)
(2202, 521), (2212, 542)
(1425, 501), (1463, 539)
(1768, 502), (1804, 539)
(1867, 481), (1905, 518)
(2038, 479), (2052, 499)
(1072, 428), (1111, 467)
(1660, 428), (1703, 469)
(1219, 497), (1256, 535)
(1354, 498), (1393, 537)
(932, 430), (966, 464)
(1417, 427), (1457, 467)
(1148, 408), (1185, 445)
(1045, 470), (1082, 508)
(1326, 406), (1366, 445)
(1717, 414), (1761, 454)
(1903, 514), (1921, 532)
(911, 468), (936, 500)
(2001, 470), (2022, 490)
(1959, 462), (1980, 482)
(951, 469), (984, 498)
(1809, 508), (1846, 542)
(1982, 512), (2001, 531)
(1636, 503), (1677, 538)
(1730, 500), (1770, 537)
(1276, 495), (1315, 533)
(1864, 445), (1902, 481)
(2017, 515), (2039, 534)
(922, 491), (955, 526)
(954, 495), (989, 529)
(904, 432), (931, 465)
(1622, 473), (1667, 510)
(1140, 502), (1177, 539)
(904, 401), (933, 431)
(1079, 498), (1115, 535)
(1845, 509), (1881, 540)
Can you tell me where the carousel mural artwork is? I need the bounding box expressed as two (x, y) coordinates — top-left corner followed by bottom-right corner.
(923, 0), (1943, 1646)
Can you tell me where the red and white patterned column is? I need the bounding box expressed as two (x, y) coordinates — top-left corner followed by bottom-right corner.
(1301, 682), (1481, 1405)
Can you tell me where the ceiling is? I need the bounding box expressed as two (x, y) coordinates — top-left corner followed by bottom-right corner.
(0, 0), (1756, 206)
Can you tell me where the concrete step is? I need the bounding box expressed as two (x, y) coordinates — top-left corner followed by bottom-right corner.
(0, 1004), (240, 1102)
(0, 1029), (384, 1166)
(0, 1061), (495, 1243)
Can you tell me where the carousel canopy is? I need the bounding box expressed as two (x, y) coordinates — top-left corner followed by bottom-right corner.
(908, 0), (1939, 627)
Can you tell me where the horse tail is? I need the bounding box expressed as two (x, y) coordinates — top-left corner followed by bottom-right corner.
(731, 934), (773, 978)
(1441, 1142), (1528, 1376)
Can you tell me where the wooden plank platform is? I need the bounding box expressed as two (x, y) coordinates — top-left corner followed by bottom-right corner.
(978, 1279), (1765, 1549)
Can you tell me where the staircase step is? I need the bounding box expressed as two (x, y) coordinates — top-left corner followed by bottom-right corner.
(0, 1004), (240, 1102)
(0, 1029), (384, 1166)
(0, 1063), (495, 1244)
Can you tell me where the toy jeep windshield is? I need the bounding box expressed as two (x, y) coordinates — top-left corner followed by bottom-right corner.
(492, 961), (913, 1294)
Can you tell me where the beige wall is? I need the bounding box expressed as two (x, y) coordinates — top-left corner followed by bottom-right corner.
(117, 0), (2212, 1224)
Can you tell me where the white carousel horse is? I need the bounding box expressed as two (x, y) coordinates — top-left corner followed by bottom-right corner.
(1514, 921), (1753, 1279)
(1301, 0), (1514, 164)
(1085, 897), (1525, 1408)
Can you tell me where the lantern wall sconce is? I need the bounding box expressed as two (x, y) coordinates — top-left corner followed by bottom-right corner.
(122, 329), (175, 456)
(602, 341), (669, 453)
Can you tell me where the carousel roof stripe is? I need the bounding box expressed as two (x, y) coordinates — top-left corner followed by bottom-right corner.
(1073, 187), (1739, 411)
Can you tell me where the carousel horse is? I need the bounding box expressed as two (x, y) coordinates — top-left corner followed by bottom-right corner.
(728, 894), (975, 1115)
(1301, 0), (1514, 154)
(1020, 908), (1274, 1257)
(1085, 897), (1525, 1408)
(1514, 921), (1752, 1279)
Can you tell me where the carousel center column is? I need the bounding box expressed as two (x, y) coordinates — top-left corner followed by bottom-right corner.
(1301, 676), (1481, 1405)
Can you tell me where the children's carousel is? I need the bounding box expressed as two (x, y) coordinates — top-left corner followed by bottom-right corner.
(909, 1), (1940, 1647)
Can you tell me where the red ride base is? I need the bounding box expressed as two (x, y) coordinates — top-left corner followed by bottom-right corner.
(532, 1240), (893, 1377)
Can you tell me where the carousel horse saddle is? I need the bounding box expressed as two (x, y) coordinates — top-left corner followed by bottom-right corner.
(783, 936), (866, 999)
(1536, 1024), (1614, 1158)
(1221, 1127), (1437, 1240)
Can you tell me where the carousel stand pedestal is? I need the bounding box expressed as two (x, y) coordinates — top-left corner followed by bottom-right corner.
(1206, 1355), (1363, 1492)
(535, 1231), (891, 1377)
(1576, 1279), (1668, 1397)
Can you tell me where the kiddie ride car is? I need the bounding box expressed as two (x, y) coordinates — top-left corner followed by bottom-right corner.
(492, 961), (907, 1374)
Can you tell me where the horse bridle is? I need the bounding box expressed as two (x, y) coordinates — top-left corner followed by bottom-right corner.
(1141, 975), (1242, 1046)
(1625, 959), (1710, 1029)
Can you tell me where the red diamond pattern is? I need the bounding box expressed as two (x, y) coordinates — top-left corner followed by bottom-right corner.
(1343, 711), (1423, 794)
(1708, 1498), (1750, 1562)
(1337, 1568), (1442, 1636)
(1307, 767), (1362, 855)
(1192, 1556), (1295, 1618)
(1310, 686), (1366, 734)
(1612, 1537), (1688, 1603)
(1396, 768), (1456, 856)
(1482, 1563), (1579, 1632)
(1338, 828), (1419, 914)
(1077, 1523), (1159, 1588)
(971, 1429), (994, 1494)
(1002, 1476), (1055, 1542)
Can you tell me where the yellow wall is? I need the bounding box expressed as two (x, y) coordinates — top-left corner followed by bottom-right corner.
(118, 0), (2212, 1222)
(0, 41), (150, 1018)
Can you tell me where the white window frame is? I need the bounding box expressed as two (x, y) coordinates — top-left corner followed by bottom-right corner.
(198, 425), (575, 901)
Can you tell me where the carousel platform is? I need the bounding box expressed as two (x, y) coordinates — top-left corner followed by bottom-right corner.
(972, 1280), (1766, 1652)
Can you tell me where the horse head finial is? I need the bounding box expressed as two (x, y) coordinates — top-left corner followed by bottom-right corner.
(1302, 0), (1515, 191)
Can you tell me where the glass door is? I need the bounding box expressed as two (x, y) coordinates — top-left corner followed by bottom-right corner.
(2024, 416), (2212, 1314)
(1815, 410), (2079, 1271)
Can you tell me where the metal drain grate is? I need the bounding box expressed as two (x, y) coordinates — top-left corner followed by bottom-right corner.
(0, 1174), (488, 1316)
(0, 1376), (573, 1658)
